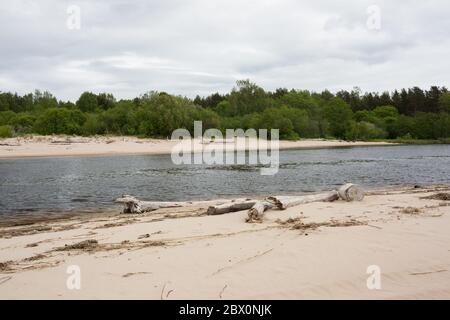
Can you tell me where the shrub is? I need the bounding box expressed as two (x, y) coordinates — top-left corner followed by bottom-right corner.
(0, 125), (13, 138)
(34, 108), (86, 135)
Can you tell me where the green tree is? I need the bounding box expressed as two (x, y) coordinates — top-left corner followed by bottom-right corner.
(0, 111), (16, 125)
(372, 105), (399, 119)
(10, 113), (36, 134)
(33, 90), (58, 111)
(228, 80), (273, 116)
(101, 101), (138, 135)
(392, 115), (416, 138)
(76, 92), (98, 112)
(0, 93), (10, 111)
(323, 98), (354, 139)
(438, 92), (450, 113)
(214, 100), (234, 117)
(34, 108), (86, 135)
(82, 113), (105, 135)
(97, 93), (116, 110)
(258, 107), (298, 140)
(353, 121), (387, 140)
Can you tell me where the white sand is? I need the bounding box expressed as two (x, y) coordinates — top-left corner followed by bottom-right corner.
(1, 186), (449, 299)
(0, 135), (393, 158)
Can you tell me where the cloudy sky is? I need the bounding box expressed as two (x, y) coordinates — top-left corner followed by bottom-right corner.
(0, 0), (449, 101)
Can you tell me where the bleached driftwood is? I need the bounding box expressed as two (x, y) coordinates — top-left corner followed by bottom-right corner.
(207, 199), (257, 215)
(267, 191), (340, 210)
(245, 200), (277, 223)
(115, 195), (188, 214)
(117, 184), (365, 218)
(245, 185), (365, 223)
(245, 191), (339, 223)
(338, 183), (365, 201)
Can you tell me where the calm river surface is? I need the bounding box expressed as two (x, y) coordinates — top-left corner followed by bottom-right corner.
(0, 145), (449, 216)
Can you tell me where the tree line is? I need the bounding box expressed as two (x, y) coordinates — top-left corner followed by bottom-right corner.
(1, 80), (449, 141)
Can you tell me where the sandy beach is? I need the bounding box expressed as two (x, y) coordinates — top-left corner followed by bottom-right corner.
(0, 135), (393, 159)
(1, 185), (449, 299)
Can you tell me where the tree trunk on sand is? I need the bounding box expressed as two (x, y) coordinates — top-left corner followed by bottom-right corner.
(246, 200), (277, 223)
(244, 191), (340, 223)
(207, 199), (257, 215)
(338, 183), (365, 201)
(245, 185), (365, 223)
(116, 184), (365, 216)
(115, 196), (188, 214)
(267, 191), (340, 210)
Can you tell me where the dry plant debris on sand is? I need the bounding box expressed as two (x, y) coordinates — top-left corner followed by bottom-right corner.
(421, 193), (450, 201)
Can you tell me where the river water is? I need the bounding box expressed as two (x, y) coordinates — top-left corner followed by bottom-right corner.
(0, 145), (449, 216)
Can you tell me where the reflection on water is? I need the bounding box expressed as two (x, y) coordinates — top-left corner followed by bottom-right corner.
(0, 144), (449, 216)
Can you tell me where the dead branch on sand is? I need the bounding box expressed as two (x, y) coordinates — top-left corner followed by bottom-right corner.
(115, 195), (189, 214)
(116, 184), (365, 223)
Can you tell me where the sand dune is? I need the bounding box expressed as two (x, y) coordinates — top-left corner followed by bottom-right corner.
(0, 186), (449, 299)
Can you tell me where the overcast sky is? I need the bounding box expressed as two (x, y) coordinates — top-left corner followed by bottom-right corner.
(0, 0), (449, 101)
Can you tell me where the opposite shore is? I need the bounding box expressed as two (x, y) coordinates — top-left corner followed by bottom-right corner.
(0, 135), (395, 159)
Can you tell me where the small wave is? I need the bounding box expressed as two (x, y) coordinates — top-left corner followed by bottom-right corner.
(279, 159), (381, 169)
(71, 198), (89, 203)
(205, 164), (264, 172)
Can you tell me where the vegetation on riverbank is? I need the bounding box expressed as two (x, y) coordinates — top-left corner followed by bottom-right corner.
(1, 80), (449, 141)
(370, 138), (450, 145)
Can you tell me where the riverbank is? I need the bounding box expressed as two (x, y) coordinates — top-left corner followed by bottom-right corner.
(373, 138), (450, 145)
(0, 135), (394, 159)
(1, 185), (449, 299)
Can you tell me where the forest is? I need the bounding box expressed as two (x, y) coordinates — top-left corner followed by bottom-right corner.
(1, 80), (449, 141)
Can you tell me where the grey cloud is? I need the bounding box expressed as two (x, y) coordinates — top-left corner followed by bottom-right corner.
(0, 0), (449, 101)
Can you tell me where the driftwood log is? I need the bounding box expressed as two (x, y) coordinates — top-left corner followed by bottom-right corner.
(267, 191), (340, 210)
(246, 200), (277, 223)
(208, 184), (365, 222)
(338, 183), (365, 201)
(115, 195), (188, 214)
(206, 199), (257, 215)
(116, 184), (365, 220)
(244, 191), (339, 223)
